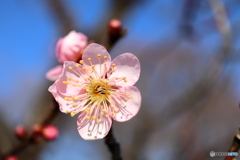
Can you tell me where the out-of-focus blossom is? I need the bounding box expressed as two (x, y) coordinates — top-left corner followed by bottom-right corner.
(15, 125), (28, 140)
(46, 31), (88, 81)
(4, 155), (19, 160)
(48, 43), (141, 140)
(46, 65), (63, 81)
(42, 125), (59, 141)
(56, 31), (87, 63)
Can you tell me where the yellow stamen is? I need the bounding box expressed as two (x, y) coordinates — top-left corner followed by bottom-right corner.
(71, 113), (76, 117)
(68, 66), (72, 70)
(97, 54), (101, 57)
(88, 58), (92, 61)
(63, 81), (69, 84)
(80, 60), (84, 64)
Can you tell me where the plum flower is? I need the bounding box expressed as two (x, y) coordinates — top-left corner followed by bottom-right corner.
(46, 31), (88, 81)
(48, 43), (141, 140)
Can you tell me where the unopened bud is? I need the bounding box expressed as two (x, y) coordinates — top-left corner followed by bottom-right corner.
(4, 155), (18, 160)
(108, 19), (122, 36)
(42, 125), (59, 141)
(15, 125), (27, 140)
(32, 124), (42, 134)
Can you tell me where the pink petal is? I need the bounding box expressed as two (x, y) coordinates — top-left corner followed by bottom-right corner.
(82, 43), (111, 78)
(77, 107), (112, 140)
(56, 31), (88, 63)
(110, 86), (141, 122)
(55, 61), (86, 95)
(46, 65), (63, 81)
(109, 53), (140, 87)
(49, 82), (88, 113)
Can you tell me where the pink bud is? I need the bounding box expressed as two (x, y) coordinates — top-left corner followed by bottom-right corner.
(56, 31), (88, 63)
(4, 155), (18, 160)
(32, 124), (42, 134)
(42, 125), (59, 141)
(15, 125), (27, 140)
(108, 19), (122, 36)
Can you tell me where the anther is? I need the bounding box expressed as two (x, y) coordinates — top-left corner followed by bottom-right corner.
(111, 63), (116, 67)
(88, 58), (92, 61)
(104, 56), (108, 59)
(97, 54), (101, 57)
(105, 114), (109, 118)
(68, 77), (72, 80)
(80, 60), (84, 64)
(68, 66), (72, 70)
(97, 119), (102, 123)
(65, 110), (69, 114)
(70, 113), (76, 117)
(86, 116), (91, 119)
(63, 81), (69, 84)
(92, 116), (96, 120)
(75, 64), (80, 67)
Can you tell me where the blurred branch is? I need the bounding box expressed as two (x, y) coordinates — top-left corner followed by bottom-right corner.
(0, 99), (59, 160)
(45, 0), (75, 34)
(224, 127), (240, 160)
(180, 0), (198, 37)
(130, 0), (232, 159)
(105, 128), (122, 160)
(94, 0), (145, 44)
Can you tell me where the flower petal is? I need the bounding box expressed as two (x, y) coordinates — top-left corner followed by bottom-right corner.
(56, 31), (88, 63)
(55, 61), (87, 95)
(46, 65), (63, 81)
(82, 43), (111, 78)
(49, 83), (89, 113)
(110, 86), (141, 122)
(77, 106), (112, 140)
(109, 53), (140, 87)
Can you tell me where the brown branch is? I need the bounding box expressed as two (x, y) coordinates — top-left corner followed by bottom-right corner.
(224, 127), (240, 160)
(104, 128), (122, 160)
(0, 99), (59, 160)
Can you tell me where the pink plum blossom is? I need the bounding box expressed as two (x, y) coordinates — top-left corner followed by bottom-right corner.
(46, 31), (88, 81)
(48, 43), (141, 140)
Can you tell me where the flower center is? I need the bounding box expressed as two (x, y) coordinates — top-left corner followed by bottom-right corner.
(86, 78), (113, 104)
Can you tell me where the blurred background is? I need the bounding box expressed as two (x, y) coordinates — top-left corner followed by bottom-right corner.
(0, 0), (240, 160)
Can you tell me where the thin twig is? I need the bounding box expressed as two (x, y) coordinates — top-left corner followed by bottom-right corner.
(104, 128), (122, 160)
(0, 99), (59, 160)
(224, 127), (240, 160)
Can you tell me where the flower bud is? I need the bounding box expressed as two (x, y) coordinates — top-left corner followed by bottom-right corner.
(56, 31), (88, 63)
(108, 19), (126, 46)
(108, 19), (122, 36)
(42, 125), (59, 141)
(4, 155), (18, 160)
(32, 124), (42, 134)
(15, 125), (27, 140)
